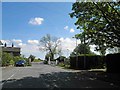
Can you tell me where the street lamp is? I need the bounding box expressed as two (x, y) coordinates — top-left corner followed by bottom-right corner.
(83, 32), (86, 69)
(72, 37), (78, 69)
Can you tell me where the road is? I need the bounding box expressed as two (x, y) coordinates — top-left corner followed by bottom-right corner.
(1, 62), (120, 89)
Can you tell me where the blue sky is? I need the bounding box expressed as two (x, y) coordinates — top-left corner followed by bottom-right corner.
(2, 2), (84, 59)
(3, 2), (79, 40)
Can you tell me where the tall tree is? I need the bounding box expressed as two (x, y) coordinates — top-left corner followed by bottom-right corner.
(70, 1), (120, 55)
(70, 43), (93, 57)
(39, 34), (61, 60)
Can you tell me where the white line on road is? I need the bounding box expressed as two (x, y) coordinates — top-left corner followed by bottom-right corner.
(0, 74), (15, 86)
(0, 72), (16, 86)
(7, 74), (15, 80)
(1, 68), (24, 86)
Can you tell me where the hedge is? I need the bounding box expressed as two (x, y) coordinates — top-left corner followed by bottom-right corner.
(70, 55), (105, 70)
(106, 53), (120, 73)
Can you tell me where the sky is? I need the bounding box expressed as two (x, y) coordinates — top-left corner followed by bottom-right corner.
(2, 2), (99, 59)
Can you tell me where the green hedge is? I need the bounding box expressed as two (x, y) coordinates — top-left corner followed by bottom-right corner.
(1, 52), (29, 67)
(106, 53), (120, 73)
(70, 55), (105, 70)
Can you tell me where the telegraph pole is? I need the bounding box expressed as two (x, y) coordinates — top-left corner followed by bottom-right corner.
(72, 37), (78, 69)
(84, 32), (86, 69)
(75, 38), (78, 69)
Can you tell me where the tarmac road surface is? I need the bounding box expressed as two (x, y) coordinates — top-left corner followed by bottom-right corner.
(1, 62), (120, 89)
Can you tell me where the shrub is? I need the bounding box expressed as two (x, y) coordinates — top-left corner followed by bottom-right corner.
(2, 53), (12, 66)
(9, 60), (14, 65)
(106, 53), (120, 73)
(58, 62), (65, 67)
(43, 60), (48, 64)
(70, 54), (105, 70)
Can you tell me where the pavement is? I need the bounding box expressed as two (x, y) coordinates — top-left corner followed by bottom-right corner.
(0, 62), (120, 89)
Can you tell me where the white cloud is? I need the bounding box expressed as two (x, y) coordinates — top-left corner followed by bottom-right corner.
(58, 37), (80, 57)
(12, 39), (22, 44)
(27, 40), (39, 44)
(70, 28), (75, 33)
(20, 43), (44, 59)
(64, 26), (68, 30)
(29, 17), (44, 25)
(1, 40), (11, 44)
(59, 37), (80, 52)
(18, 43), (26, 47)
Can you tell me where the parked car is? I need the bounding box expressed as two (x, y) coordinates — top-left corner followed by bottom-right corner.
(15, 60), (26, 67)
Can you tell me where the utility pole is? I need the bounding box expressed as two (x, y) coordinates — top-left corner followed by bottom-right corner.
(72, 37), (78, 69)
(83, 22), (87, 69)
(75, 38), (78, 69)
(84, 32), (86, 69)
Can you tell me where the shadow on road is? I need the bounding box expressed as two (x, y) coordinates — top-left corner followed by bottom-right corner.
(2, 71), (120, 89)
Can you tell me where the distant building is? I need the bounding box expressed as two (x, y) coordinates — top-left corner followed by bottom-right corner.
(0, 41), (21, 56)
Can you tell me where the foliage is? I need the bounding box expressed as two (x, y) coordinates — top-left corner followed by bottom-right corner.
(107, 47), (120, 54)
(2, 53), (13, 66)
(9, 60), (14, 65)
(106, 53), (120, 73)
(40, 34), (61, 60)
(43, 60), (48, 64)
(38, 58), (43, 61)
(33, 59), (42, 62)
(45, 52), (53, 61)
(1, 52), (28, 67)
(70, 2), (120, 55)
(57, 56), (70, 69)
(70, 55), (105, 69)
(28, 55), (35, 62)
(13, 56), (24, 62)
(56, 56), (66, 62)
(58, 62), (65, 67)
(70, 43), (93, 57)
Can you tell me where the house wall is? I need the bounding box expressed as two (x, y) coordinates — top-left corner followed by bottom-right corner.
(2, 47), (21, 57)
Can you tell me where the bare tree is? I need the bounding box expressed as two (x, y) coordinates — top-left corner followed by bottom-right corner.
(39, 34), (61, 60)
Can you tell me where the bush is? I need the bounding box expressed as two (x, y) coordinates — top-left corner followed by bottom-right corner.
(27, 63), (32, 66)
(1, 53), (30, 67)
(9, 60), (14, 65)
(58, 62), (65, 67)
(2, 53), (12, 66)
(64, 65), (70, 69)
(70, 54), (105, 70)
(106, 53), (120, 73)
(43, 60), (48, 64)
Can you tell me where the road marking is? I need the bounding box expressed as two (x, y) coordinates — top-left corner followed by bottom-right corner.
(0, 73), (15, 86)
(7, 74), (15, 80)
(1, 68), (24, 86)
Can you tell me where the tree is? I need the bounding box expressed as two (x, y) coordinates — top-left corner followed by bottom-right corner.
(45, 52), (53, 61)
(70, 43), (93, 57)
(39, 34), (61, 60)
(28, 55), (35, 62)
(56, 56), (66, 62)
(70, 2), (120, 55)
